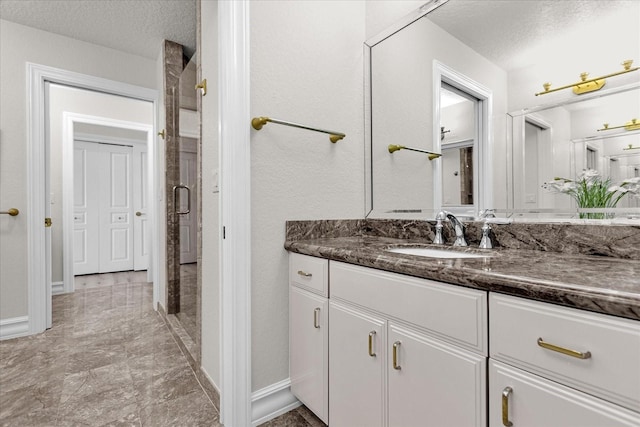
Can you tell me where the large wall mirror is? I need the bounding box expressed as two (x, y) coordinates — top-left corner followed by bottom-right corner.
(365, 0), (640, 220)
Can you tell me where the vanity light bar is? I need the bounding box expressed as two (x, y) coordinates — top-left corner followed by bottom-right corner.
(597, 119), (640, 132)
(535, 60), (639, 96)
(388, 144), (442, 160)
(251, 116), (345, 143)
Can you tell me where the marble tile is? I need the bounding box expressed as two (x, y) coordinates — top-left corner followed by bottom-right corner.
(0, 273), (217, 426)
(260, 405), (326, 427)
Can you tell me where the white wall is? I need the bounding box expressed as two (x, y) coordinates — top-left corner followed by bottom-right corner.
(0, 20), (157, 321)
(250, 0), (366, 391)
(48, 85), (154, 283)
(200, 0), (221, 390)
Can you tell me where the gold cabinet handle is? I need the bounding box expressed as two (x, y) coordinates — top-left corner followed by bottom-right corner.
(368, 331), (377, 357)
(537, 337), (591, 359)
(392, 341), (401, 370)
(502, 387), (513, 427)
(297, 270), (312, 277)
(313, 307), (321, 329)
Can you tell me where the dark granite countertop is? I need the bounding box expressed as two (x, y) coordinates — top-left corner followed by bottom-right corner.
(285, 235), (640, 321)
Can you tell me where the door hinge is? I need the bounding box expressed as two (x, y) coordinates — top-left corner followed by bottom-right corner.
(45, 217), (52, 227)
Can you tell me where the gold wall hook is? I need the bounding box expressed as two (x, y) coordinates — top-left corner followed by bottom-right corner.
(158, 129), (166, 139)
(536, 59), (638, 96)
(195, 79), (207, 96)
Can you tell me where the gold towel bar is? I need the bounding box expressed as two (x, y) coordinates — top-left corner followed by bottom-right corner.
(251, 116), (345, 143)
(388, 144), (442, 161)
(1, 208), (19, 216)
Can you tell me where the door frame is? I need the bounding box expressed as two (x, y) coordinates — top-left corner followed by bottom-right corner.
(433, 61), (493, 215)
(27, 63), (159, 334)
(61, 112), (153, 293)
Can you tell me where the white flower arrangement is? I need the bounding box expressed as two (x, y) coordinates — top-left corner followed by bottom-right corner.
(542, 169), (640, 218)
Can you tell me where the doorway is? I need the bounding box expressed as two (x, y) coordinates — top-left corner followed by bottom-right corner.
(26, 64), (159, 333)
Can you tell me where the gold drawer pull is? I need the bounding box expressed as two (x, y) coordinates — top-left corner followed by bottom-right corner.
(501, 387), (513, 427)
(392, 341), (401, 370)
(368, 331), (376, 357)
(313, 308), (321, 329)
(297, 270), (312, 277)
(537, 337), (591, 359)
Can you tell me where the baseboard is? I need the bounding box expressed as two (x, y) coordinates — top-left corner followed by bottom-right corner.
(199, 366), (221, 411)
(0, 316), (30, 340)
(51, 281), (64, 295)
(251, 378), (301, 426)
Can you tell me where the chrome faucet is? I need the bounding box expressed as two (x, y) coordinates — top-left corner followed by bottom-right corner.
(433, 211), (468, 247)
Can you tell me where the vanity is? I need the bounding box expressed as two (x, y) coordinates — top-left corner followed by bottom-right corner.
(286, 219), (640, 427)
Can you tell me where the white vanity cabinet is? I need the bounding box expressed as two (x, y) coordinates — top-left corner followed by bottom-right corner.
(329, 261), (487, 427)
(329, 301), (386, 427)
(489, 294), (640, 427)
(289, 253), (329, 424)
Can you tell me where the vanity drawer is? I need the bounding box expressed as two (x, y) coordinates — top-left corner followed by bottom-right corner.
(490, 293), (640, 412)
(289, 253), (329, 297)
(330, 261), (487, 354)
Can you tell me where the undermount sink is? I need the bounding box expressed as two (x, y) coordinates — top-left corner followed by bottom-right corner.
(386, 247), (490, 259)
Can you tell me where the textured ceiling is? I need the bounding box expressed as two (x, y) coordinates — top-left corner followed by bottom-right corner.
(428, 0), (631, 71)
(0, 0), (196, 59)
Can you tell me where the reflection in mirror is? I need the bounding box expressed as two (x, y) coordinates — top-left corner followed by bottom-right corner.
(441, 83), (476, 206)
(365, 0), (640, 221)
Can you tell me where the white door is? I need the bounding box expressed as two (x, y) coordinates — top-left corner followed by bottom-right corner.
(73, 141), (101, 275)
(133, 144), (149, 270)
(98, 144), (134, 273)
(388, 323), (487, 427)
(179, 143), (197, 264)
(329, 302), (385, 427)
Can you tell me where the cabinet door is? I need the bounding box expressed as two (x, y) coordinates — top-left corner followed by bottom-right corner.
(388, 323), (486, 427)
(329, 302), (386, 427)
(490, 360), (640, 427)
(290, 287), (328, 423)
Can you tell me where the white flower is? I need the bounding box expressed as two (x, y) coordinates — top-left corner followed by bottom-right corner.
(607, 185), (628, 193)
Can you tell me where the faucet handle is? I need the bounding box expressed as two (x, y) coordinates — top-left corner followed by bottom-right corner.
(433, 216), (445, 245)
(479, 220), (493, 249)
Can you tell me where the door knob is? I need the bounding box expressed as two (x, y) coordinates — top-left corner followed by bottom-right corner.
(136, 211), (145, 216)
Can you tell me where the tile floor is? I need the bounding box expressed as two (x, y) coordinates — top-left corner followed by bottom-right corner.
(0, 272), (219, 426)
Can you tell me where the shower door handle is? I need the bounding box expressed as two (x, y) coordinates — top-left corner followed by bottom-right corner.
(173, 185), (191, 215)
